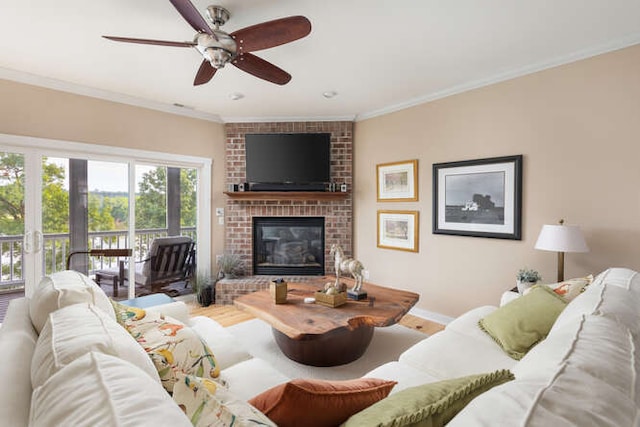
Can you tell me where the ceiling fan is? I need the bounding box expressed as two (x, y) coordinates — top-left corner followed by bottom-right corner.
(103, 0), (311, 86)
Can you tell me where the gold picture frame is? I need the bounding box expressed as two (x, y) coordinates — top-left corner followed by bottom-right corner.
(376, 160), (418, 202)
(377, 210), (419, 252)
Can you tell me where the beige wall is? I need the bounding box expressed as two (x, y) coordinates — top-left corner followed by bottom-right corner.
(0, 79), (226, 266)
(354, 44), (640, 317)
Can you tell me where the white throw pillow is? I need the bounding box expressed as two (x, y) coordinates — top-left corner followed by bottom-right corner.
(29, 270), (115, 333)
(30, 352), (191, 427)
(31, 303), (159, 388)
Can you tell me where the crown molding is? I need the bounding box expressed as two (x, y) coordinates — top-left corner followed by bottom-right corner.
(220, 115), (356, 123)
(0, 67), (223, 123)
(355, 34), (640, 122)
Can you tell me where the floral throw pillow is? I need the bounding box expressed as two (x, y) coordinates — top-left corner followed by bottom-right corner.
(125, 311), (220, 393)
(173, 373), (276, 427)
(524, 275), (593, 302)
(110, 299), (147, 326)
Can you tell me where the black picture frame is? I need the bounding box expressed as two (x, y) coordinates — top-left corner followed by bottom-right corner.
(432, 155), (523, 240)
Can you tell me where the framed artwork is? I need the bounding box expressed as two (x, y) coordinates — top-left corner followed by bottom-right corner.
(376, 160), (418, 202)
(377, 210), (419, 252)
(432, 155), (523, 240)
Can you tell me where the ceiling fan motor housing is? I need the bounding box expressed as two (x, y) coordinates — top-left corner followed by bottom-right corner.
(194, 31), (237, 68)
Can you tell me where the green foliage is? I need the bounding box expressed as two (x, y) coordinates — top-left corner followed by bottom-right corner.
(1, 156), (196, 240)
(217, 252), (243, 278)
(517, 268), (541, 283)
(180, 168), (197, 227)
(136, 167), (167, 229)
(0, 153), (26, 234)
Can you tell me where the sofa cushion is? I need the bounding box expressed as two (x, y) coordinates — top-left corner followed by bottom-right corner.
(478, 285), (567, 360)
(0, 298), (37, 427)
(445, 305), (497, 341)
(31, 303), (159, 388)
(219, 358), (291, 401)
(593, 267), (640, 293)
(189, 316), (253, 370)
(364, 361), (440, 394)
(446, 378), (550, 426)
(125, 311), (220, 393)
(553, 281), (640, 332)
(30, 352), (191, 426)
(342, 370), (514, 427)
(29, 270), (115, 333)
(173, 373), (276, 427)
(452, 315), (640, 425)
(399, 330), (517, 380)
(248, 378), (396, 427)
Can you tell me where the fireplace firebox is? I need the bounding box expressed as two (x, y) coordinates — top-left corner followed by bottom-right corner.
(253, 217), (325, 275)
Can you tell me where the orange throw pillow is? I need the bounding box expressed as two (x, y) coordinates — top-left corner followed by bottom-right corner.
(248, 378), (396, 427)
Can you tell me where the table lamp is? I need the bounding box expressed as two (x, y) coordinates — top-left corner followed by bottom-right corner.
(534, 219), (589, 282)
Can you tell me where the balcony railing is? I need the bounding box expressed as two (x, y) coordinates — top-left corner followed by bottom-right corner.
(0, 227), (196, 292)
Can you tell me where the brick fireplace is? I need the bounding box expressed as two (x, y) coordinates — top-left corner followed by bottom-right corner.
(218, 121), (353, 303)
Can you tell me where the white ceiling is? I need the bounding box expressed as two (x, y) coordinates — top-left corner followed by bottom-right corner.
(1, 1), (640, 123)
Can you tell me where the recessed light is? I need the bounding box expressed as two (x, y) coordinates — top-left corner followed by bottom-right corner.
(229, 92), (244, 101)
(323, 91), (338, 99)
(172, 102), (194, 110)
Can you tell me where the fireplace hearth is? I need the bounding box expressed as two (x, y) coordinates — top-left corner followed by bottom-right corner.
(253, 217), (325, 275)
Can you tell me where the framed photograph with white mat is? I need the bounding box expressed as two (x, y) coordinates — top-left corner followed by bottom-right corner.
(377, 210), (419, 252)
(433, 155), (522, 240)
(376, 160), (418, 202)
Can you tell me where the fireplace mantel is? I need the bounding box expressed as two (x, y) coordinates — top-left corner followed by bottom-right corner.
(224, 191), (349, 201)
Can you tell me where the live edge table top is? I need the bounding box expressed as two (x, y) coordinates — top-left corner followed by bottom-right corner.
(233, 276), (420, 340)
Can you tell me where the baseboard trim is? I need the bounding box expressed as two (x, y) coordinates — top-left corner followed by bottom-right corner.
(409, 307), (455, 326)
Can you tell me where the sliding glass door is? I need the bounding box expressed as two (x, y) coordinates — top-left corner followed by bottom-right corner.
(0, 135), (211, 302)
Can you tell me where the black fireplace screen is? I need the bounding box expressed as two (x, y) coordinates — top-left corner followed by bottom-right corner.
(253, 217), (325, 275)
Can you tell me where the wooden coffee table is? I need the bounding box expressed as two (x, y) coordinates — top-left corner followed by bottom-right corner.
(233, 277), (419, 366)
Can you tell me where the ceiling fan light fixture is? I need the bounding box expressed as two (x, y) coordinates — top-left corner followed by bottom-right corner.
(323, 91), (338, 99)
(205, 47), (232, 68)
(228, 92), (244, 101)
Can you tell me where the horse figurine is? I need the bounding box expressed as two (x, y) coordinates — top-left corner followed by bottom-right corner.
(329, 244), (365, 293)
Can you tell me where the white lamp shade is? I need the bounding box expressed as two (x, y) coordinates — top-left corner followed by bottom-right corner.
(535, 224), (589, 253)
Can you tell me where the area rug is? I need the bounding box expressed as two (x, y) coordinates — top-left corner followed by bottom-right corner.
(226, 319), (428, 380)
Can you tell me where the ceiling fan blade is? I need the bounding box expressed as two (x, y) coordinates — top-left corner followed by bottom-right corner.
(103, 35), (195, 48)
(194, 60), (217, 86)
(169, 0), (214, 36)
(230, 16), (311, 53)
(232, 53), (291, 85)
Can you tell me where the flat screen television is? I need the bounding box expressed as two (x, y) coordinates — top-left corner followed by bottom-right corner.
(245, 133), (331, 190)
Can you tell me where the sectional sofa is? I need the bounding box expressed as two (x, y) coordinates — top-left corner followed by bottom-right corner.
(0, 267), (638, 426)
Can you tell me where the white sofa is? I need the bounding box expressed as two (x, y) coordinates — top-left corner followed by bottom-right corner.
(0, 270), (289, 426)
(1, 267), (639, 426)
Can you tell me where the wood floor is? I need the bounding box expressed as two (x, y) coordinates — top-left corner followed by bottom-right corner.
(186, 302), (445, 335)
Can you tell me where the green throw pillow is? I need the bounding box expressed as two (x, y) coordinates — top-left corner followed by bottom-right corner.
(479, 285), (567, 360)
(341, 370), (514, 427)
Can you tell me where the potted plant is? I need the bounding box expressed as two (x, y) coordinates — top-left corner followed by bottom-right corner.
(217, 252), (243, 279)
(192, 274), (214, 307)
(516, 268), (542, 294)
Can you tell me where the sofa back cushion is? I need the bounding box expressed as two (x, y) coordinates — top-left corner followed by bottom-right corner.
(0, 298), (37, 427)
(451, 314), (640, 426)
(30, 352), (191, 426)
(31, 303), (160, 388)
(29, 270), (114, 333)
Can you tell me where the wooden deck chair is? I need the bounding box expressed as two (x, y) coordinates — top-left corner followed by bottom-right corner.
(96, 236), (195, 296)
